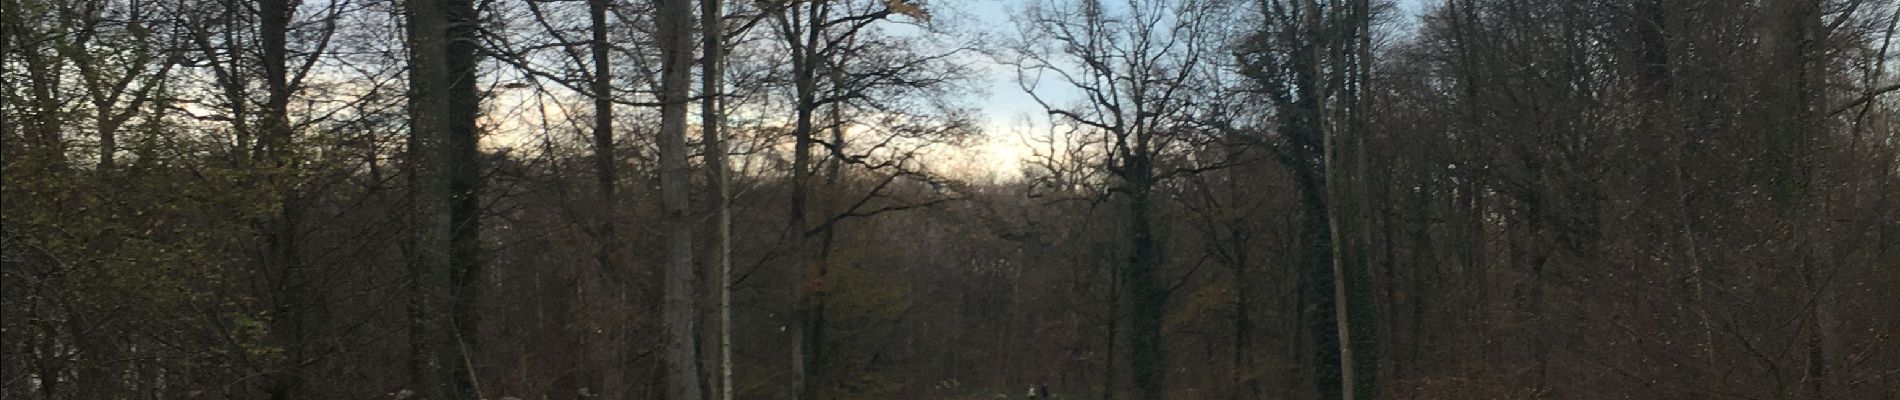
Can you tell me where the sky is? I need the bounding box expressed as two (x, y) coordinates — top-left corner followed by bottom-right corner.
(955, 0), (1432, 178)
(478, 0), (1435, 179)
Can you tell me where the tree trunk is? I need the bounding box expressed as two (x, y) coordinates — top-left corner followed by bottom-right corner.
(1346, 1), (1378, 396)
(787, 4), (820, 397)
(17, 31), (66, 168)
(1762, 2), (1827, 398)
(403, 0), (478, 397)
(1323, 65), (1357, 400)
(589, 0), (619, 276)
(402, 0), (461, 398)
(700, 0), (733, 397)
(446, 0), (483, 396)
(1102, 253), (1120, 400)
(657, 0), (703, 397)
(1124, 152), (1164, 400)
(259, 0), (310, 398)
(1228, 161), (1262, 400)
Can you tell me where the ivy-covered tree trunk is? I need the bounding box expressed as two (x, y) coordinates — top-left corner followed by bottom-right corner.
(403, 0), (480, 397)
(1761, 1), (1829, 399)
(1245, 2), (1379, 398)
(443, 1), (484, 392)
(259, 0), (310, 398)
(1124, 153), (1164, 400)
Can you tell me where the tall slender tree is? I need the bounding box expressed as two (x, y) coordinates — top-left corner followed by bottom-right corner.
(656, 0), (704, 397)
(1234, 1), (1377, 398)
(700, 0), (735, 396)
(589, 0), (620, 275)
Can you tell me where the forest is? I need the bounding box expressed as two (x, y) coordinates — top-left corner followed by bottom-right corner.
(2, 0), (1897, 399)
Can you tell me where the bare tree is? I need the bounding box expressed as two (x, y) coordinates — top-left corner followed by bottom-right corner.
(657, 0), (705, 397)
(1010, 0), (1226, 396)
